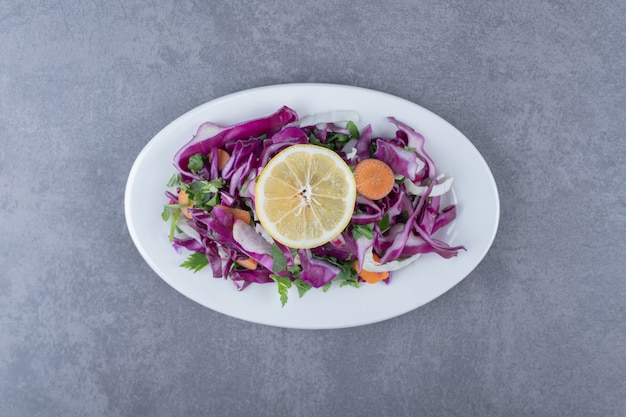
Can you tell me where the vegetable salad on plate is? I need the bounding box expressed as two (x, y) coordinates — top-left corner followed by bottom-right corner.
(162, 106), (464, 306)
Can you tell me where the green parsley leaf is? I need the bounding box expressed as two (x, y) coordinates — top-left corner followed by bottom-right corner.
(271, 243), (287, 272)
(378, 213), (390, 232)
(161, 206), (171, 222)
(205, 193), (219, 207)
(188, 153), (205, 172)
(287, 264), (302, 278)
(180, 252), (209, 273)
(352, 223), (375, 240)
(346, 121), (360, 139)
(270, 273), (292, 307)
(309, 135), (335, 150)
(335, 265), (360, 288)
(326, 132), (350, 148)
(313, 254), (359, 289)
(166, 173), (180, 187)
(339, 279), (360, 288)
(188, 178), (223, 195)
(293, 278), (312, 297)
(185, 178), (225, 209)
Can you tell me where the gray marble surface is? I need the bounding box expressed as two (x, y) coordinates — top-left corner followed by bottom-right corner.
(2, 1), (625, 416)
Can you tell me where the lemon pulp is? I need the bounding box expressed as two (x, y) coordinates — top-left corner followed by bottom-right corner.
(255, 144), (357, 249)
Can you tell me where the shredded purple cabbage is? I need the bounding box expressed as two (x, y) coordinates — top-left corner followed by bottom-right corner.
(163, 106), (465, 303)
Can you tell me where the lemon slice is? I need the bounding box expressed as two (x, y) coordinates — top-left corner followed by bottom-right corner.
(255, 144), (357, 249)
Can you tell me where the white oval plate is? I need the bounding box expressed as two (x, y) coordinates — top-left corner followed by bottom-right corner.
(124, 83), (500, 329)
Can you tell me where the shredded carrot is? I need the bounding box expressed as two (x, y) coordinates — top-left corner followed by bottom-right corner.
(354, 253), (389, 284)
(217, 149), (231, 171)
(215, 204), (252, 225)
(354, 158), (395, 200)
(178, 189), (194, 219)
(236, 257), (258, 270)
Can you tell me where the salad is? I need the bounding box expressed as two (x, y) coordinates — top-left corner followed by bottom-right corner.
(162, 106), (465, 305)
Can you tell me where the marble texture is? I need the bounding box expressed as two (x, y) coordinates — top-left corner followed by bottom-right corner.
(1, 1), (625, 416)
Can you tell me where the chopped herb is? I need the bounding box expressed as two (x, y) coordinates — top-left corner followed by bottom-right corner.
(352, 223), (375, 240)
(183, 178), (224, 210)
(336, 265), (360, 288)
(308, 130), (354, 151)
(186, 178), (223, 194)
(287, 264), (302, 276)
(309, 134), (335, 150)
(188, 153), (205, 172)
(326, 132), (350, 147)
(317, 255), (359, 288)
(180, 252), (209, 273)
(378, 213), (390, 232)
(161, 206), (171, 222)
(346, 121), (360, 139)
(293, 278), (312, 297)
(166, 173), (180, 187)
(270, 273), (292, 307)
(271, 243), (287, 272)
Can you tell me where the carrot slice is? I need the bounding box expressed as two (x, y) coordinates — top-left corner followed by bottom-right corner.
(217, 149), (231, 171)
(236, 257), (258, 270)
(358, 269), (389, 284)
(354, 253), (390, 284)
(354, 159), (395, 200)
(178, 189), (194, 219)
(215, 204), (251, 225)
